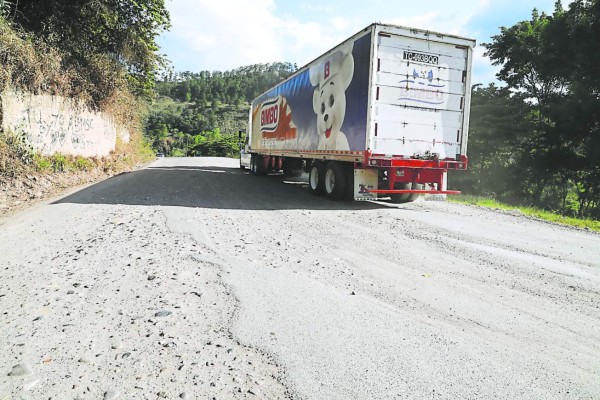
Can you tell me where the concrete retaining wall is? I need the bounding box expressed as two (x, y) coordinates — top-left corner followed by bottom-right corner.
(0, 90), (129, 157)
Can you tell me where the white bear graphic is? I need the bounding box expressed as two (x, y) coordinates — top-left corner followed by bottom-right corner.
(309, 43), (354, 151)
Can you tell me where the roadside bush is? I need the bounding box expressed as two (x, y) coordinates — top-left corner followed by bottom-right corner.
(0, 19), (72, 97)
(1, 130), (34, 164)
(187, 132), (239, 157)
(0, 130), (33, 176)
(33, 154), (52, 172)
(51, 154), (67, 172)
(74, 156), (93, 171)
(0, 137), (14, 175)
(0, 18), (138, 114)
(0, 18), (153, 178)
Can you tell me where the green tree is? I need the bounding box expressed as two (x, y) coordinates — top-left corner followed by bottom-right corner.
(482, 0), (600, 218)
(187, 129), (238, 157)
(6, 0), (170, 98)
(453, 84), (534, 200)
(145, 61), (297, 159)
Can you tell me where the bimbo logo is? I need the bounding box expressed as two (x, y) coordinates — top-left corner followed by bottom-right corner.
(324, 61), (330, 80)
(260, 97), (280, 133)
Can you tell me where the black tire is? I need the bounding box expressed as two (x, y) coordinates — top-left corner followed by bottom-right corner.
(407, 183), (423, 202)
(323, 162), (347, 200)
(250, 155), (257, 175)
(344, 165), (355, 201)
(251, 154), (266, 176)
(308, 162), (325, 195)
(390, 182), (422, 203)
(389, 182), (411, 203)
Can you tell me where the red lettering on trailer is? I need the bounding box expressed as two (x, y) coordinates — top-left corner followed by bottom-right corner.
(260, 97), (297, 141)
(261, 104), (279, 127)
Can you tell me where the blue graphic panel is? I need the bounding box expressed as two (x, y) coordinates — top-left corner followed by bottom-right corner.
(251, 33), (371, 152)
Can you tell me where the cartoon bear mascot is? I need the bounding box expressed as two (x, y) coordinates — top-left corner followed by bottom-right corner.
(309, 43), (354, 151)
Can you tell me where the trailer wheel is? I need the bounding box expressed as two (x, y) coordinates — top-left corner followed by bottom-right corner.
(324, 162), (346, 200)
(251, 154), (266, 176)
(390, 182), (422, 203)
(308, 162), (325, 195)
(344, 165), (355, 201)
(407, 183), (423, 202)
(389, 183), (411, 203)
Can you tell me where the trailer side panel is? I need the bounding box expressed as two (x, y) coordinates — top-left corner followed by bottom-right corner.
(250, 31), (372, 154)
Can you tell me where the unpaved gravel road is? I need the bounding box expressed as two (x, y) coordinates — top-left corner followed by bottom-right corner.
(1, 157), (599, 400)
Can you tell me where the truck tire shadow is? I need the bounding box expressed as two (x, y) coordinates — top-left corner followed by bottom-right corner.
(54, 166), (389, 211)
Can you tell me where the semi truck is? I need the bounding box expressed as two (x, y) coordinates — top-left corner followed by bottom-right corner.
(240, 23), (475, 202)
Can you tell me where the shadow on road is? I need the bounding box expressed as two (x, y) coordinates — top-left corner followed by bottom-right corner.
(54, 166), (389, 211)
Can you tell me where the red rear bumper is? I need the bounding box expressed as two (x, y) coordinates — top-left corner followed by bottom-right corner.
(368, 189), (461, 195)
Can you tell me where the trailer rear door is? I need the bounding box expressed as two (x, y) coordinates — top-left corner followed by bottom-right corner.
(371, 28), (473, 160)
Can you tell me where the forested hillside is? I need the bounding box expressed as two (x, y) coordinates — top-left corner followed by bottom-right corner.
(145, 62), (296, 156)
(453, 0), (600, 220)
(9, 0), (579, 221)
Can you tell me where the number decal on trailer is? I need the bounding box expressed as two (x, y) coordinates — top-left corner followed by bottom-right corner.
(403, 51), (439, 65)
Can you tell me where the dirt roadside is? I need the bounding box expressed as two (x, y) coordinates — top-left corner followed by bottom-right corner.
(0, 164), (146, 219)
(0, 160), (294, 399)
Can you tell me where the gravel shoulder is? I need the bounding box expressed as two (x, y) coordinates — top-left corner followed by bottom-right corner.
(0, 170), (291, 398)
(1, 157), (599, 399)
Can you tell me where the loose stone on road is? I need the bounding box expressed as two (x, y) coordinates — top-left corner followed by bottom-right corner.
(1, 157), (599, 399)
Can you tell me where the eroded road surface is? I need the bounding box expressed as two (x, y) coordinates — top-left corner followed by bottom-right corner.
(1, 157), (599, 399)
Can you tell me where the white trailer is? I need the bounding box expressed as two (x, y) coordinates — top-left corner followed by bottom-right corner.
(240, 23), (475, 202)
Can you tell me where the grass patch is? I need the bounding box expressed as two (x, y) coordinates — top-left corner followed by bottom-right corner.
(32, 154), (51, 172)
(450, 195), (600, 232)
(73, 156), (93, 171)
(32, 154), (79, 173)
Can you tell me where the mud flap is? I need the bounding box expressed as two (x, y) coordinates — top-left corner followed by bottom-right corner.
(354, 169), (378, 201)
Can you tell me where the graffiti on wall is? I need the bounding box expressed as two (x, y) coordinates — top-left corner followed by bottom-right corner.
(1, 91), (122, 157)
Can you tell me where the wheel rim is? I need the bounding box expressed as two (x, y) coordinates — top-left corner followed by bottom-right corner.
(325, 168), (335, 194)
(309, 166), (319, 190)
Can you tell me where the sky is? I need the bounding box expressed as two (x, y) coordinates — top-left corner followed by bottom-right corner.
(157, 0), (570, 85)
